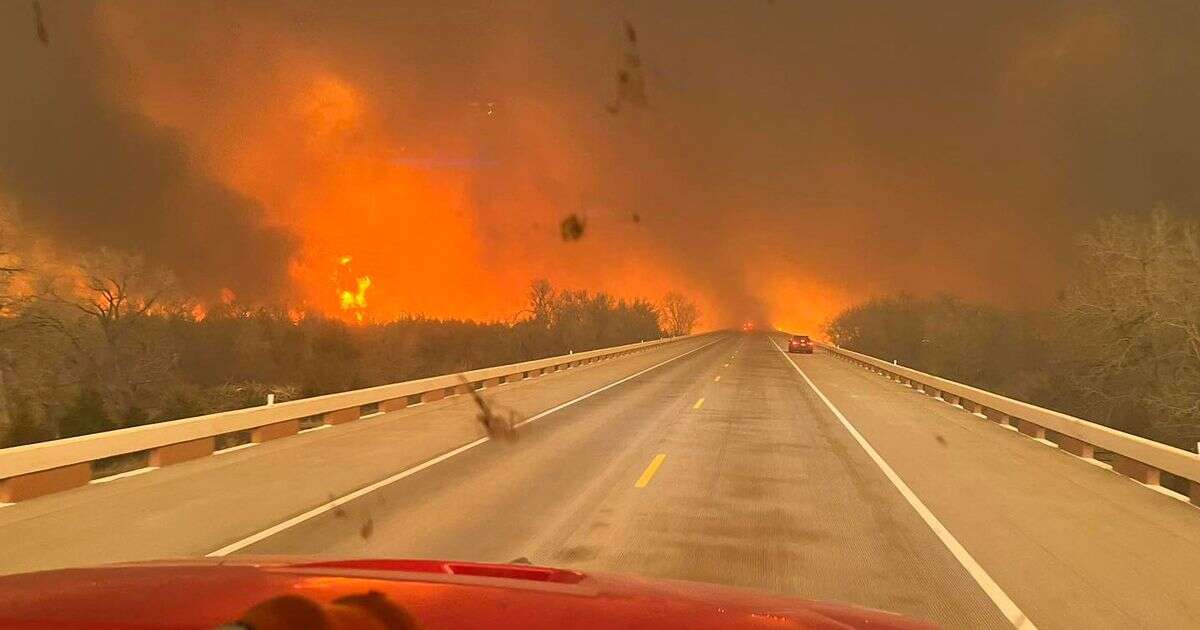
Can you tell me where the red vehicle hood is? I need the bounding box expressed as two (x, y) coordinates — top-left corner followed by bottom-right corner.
(0, 557), (936, 629)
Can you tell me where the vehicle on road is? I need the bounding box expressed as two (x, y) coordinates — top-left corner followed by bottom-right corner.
(788, 335), (814, 354)
(0, 558), (935, 629)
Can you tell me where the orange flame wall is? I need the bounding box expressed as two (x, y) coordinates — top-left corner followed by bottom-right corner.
(96, 5), (844, 331)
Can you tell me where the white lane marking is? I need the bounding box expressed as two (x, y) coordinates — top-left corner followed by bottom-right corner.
(207, 438), (489, 557)
(513, 337), (721, 429)
(208, 337), (726, 557)
(770, 338), (1037, 630)
(90, 466), (158, 484)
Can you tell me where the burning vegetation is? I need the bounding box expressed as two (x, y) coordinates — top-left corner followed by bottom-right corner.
(336, 256), (372, 323)
(0, 236), (695, 447)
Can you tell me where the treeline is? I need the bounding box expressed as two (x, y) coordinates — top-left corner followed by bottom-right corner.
(0, 253), (697, 447)
(827, 210), (1200, 451)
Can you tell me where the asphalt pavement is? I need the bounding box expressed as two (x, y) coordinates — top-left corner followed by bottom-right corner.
(2, 332), (1198, 629)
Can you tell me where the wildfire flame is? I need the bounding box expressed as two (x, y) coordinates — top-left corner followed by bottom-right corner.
(341, 276), (371, 310)
(88, 25), (866, 332)
(337, 255), (371, 323)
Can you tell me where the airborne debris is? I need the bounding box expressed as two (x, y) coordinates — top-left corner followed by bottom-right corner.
(360, 515), (374, 540)
(935, 434), (947, 446)
(469, 100), (497, 117)
(460, 375), (520, 442)
(607, 20), (647, 114)
(327, 493), (347, 518)
(32, 1), (49, 45)
(560, 214), (586, 241)
(631, 212), (641, 223)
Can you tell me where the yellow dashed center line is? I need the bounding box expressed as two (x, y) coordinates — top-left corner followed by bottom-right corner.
(634, 453), (667, 488)
(693, 397), (705, 410)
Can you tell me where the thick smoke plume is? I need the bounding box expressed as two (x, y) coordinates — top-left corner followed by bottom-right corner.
(0, 3), (296, 300)
(2, 1), (1199, 330)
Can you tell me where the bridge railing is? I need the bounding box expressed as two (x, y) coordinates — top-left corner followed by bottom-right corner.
(0, 334), (704, 503)
(818, 342), (1200, 506)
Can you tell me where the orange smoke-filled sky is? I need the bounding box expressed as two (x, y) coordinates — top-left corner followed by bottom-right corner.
(96, 3), (741, 326)
(93, 2), (762, 327)
(4, 2), (1200, 334)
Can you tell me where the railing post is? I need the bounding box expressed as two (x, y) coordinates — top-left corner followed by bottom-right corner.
(379, 397), (408, 412)
(1016, 418), (1047, 440)
(323, 408), (360, 426)
(149, 437), (215, 466)
(0, 463), (91, 502)
(252, 419), (299, 443)
(1112, 455), (1161, 485)
(1055, 434), (1095, 459)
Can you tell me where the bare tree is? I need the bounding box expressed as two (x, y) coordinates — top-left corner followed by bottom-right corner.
(0, 241), (24, 437)
(70, 249), (179, 341)
(1055, 209), (1200, 445)
(527, 279), (556, 326)
(660, 292), (699, 336)
(31, 248), (181, 421)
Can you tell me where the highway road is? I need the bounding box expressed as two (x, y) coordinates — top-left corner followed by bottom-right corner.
(1, 332), (1198, 629)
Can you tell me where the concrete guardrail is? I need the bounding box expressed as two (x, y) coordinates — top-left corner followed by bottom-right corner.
(818, 342), (1200, 506)
(0, 334), (705, 503)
